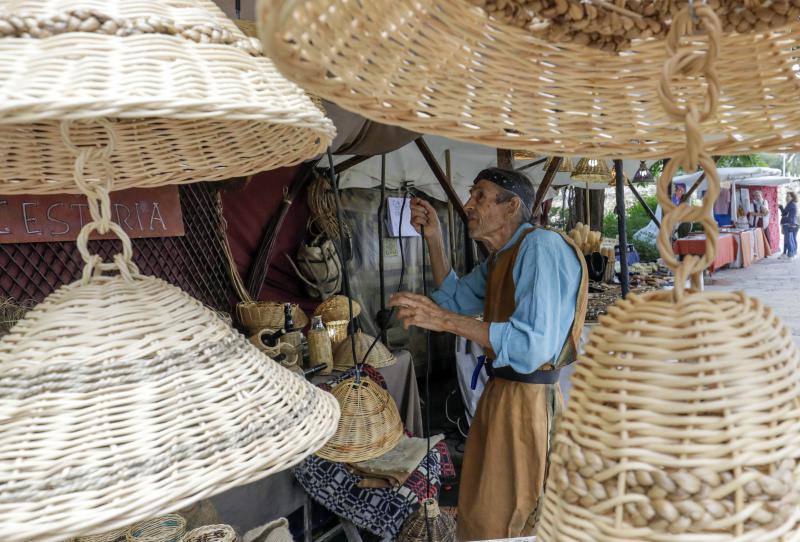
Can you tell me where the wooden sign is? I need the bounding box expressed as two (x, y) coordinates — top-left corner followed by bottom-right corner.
(0, 186), (185, 244)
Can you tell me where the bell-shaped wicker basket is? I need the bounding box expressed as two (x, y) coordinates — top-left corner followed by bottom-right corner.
(316, 376), (404, 463)
(397, 499), (456, 542)
(333, 331), (396, 371)
(0, 274), (339, 542)
(314, 295), (362, 323)
(182, 524), (237, 542)
(0, 0), (335, 194)
(538, 289), (800, 541)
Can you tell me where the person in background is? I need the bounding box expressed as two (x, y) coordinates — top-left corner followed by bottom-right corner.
(389, 168), (586, 540)
(672, 182), (687, 205)
(779, 191), (798, 259)
(748, 190), (771, 250)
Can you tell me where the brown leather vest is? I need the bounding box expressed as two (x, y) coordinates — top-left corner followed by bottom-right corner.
(484, 226), (588, 369)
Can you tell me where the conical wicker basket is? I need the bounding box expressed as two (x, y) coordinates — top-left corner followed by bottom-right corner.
(259, 0), (800, 158)
(0, 0), (335, 194)
(237, 301), (309, 332)
(316, 376), (404, 463)
(182, 524), (237, 542)
(333, 331), (396, 371)
(537, 290), (800, 541)
(0, 274), (339, 542)
(397, 499), (456, 542)
(314, 295), (362, 323)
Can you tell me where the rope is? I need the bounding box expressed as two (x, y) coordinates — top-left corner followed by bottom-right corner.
(0, 10), (261, 55)
(654, 4), (722, 301)
(60, 119), (140, 284)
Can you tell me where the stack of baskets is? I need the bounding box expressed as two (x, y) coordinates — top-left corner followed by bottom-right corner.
(314, 295), (361, 346)
(71, 516), (237, 542)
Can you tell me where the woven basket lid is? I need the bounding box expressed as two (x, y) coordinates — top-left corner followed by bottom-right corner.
(398, 499), (456, 542)
(0, 274), (339, 542)
(538, 289), (800, 541)
(0, 0), (335, 194)
(259, 0), (800, 158)
(332, 331), (396, 371)
(314, 295), (362, 323)
(316, 375), (404, 463)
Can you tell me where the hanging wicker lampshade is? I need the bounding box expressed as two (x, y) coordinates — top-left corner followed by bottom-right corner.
(316, 376), (404, 463)
(0, 0), (335, 194)
(258, 0), (800, 158)
(632, 160), (655, 183)
(571, 158), (612, 183)
(538, 291), (800, 540)
(333, 331), (396, 371)
(543, 156), (573, 173)
(397, 499), (456, 542)
(0, 273), (339, 542)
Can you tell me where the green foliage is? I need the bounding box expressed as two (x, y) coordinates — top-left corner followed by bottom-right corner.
(716, 155), (768, 168)
(603, 195), (661, 262)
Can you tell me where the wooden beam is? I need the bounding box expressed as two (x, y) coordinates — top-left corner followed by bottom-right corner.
(516, 157), (548, 172)
(626, 177), (660, 228)
(414, 137), (488, 258)
(497, 149), (514, 169)
(614, 159), (629, 297)
(532, 157), (561, 223)
(333, 154), (372, 174)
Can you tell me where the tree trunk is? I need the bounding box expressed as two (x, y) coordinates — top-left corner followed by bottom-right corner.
(568, 187), (605, 231)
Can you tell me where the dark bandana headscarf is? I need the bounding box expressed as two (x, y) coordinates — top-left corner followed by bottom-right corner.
(473, 167), (536, 213)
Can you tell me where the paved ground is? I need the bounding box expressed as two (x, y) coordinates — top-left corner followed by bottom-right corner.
(704, 254), (800, 342)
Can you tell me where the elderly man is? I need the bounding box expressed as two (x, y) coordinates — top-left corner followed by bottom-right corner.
(389, 167), (587, 540)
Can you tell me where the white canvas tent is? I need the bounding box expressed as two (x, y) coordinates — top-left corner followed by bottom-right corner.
(338, 136), (653, 203)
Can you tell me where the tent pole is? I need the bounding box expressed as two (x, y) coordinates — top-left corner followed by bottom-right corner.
(681, 156), (721, 204)
(378, 154), (387, 344)
(626, 177), (661, 228)
(533, 157), (562, 224)
(614, 159), (629, 297)
(414, 137), (488, 260)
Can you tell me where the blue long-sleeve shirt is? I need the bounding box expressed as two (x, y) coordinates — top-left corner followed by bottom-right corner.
(431, 224), (581, 374)
(781, 201), (797, 226)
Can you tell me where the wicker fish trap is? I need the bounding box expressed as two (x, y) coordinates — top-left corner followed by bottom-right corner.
(398, 499), (456, 542)
(316, 375), (404, 463)
(0, 0), (335, 194)
(538, 289), (800, 541)
(333, 331), (396, 371)
(259, 0), (800, 158)
(126, 515), (186, 542)
(182, 524), (237, 542)
(0, 273), (339, 542)
(237, 301), (309, 332)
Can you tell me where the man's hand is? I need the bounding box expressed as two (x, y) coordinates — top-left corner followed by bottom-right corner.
(410, 197), (442, 241)
(389, 292), (449, 332)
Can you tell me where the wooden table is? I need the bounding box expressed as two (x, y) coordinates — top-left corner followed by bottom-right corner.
(673, 233), (737, 273)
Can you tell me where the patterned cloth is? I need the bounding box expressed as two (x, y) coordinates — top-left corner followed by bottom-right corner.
(294, 367), (455, 538)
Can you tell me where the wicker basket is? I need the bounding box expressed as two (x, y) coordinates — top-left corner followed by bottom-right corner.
(326, 319), (350, 346)
(314, 295), (361, 323)
(237, 301), (308, 332)
(316, 376), (404, 463)
(538, 290), (800, 541)
(71, 527), (129, 542)
(182, 524), (237, 542)
(126, 515), (186, 542)
(0, 0), (334, 194)
(333, 331), (395, 371)
(0, 274), (339, 542)
(259, 0), (800, 158)
(398, 499), (456, 542)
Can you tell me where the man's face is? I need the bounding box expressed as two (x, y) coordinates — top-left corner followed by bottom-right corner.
(464, 180), (516, 241)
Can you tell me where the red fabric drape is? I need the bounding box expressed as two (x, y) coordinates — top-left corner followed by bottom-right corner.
(220, 167), (318, 313)
(747, 186), (779, 253)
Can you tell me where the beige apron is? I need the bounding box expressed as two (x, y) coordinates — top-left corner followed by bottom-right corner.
(456, 227), (587, 541)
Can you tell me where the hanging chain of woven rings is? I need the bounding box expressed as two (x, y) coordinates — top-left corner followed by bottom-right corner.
(537, 3), (800, 540)
(61, 119), (142, 283)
